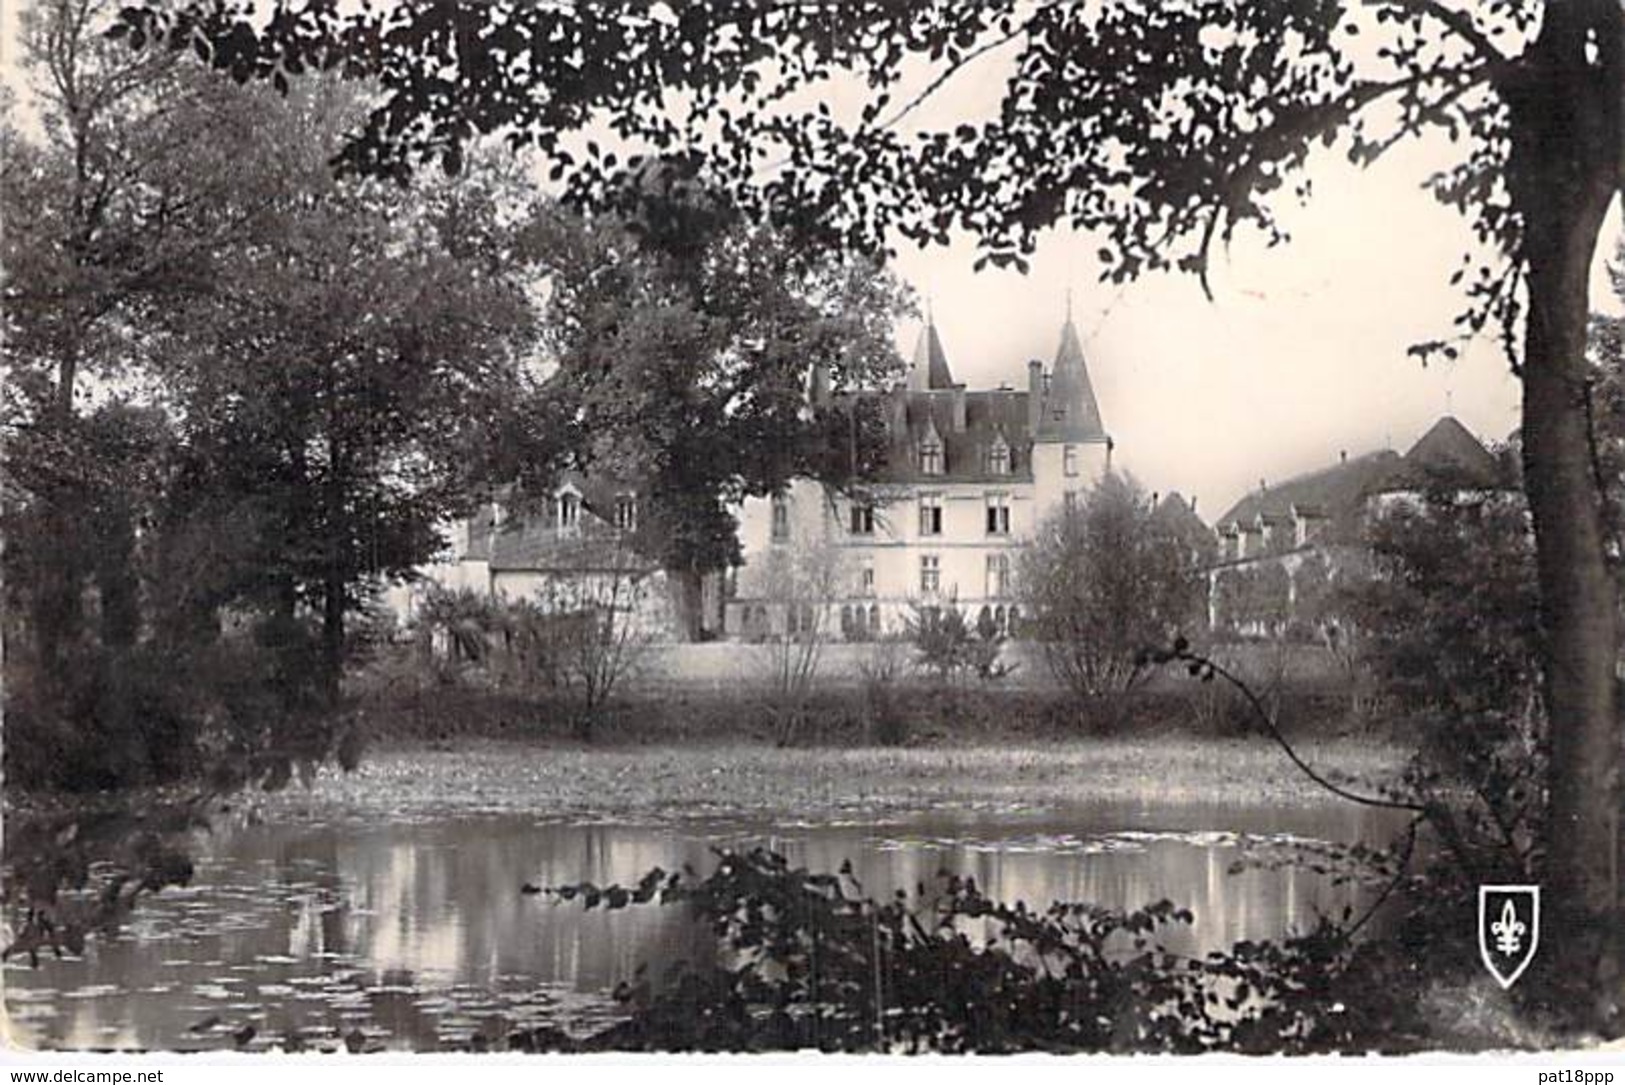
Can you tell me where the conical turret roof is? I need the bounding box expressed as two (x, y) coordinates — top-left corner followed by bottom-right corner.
(1036, 316), (1107, 442)
(907, 320), (955, 391)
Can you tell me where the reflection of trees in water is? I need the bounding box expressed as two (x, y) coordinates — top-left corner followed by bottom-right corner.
(8, 805), (1399, 1050)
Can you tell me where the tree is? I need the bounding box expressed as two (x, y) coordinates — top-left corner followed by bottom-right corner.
(750, 524), (845, 745)
(1329, 487), (1550, 985)
(152, 94), (542, 697)
(526, 191), (910, 638)
(1, 0), (294, 680)
(117, 0), (1625, 1021)
(1019, 474), (1203, 702)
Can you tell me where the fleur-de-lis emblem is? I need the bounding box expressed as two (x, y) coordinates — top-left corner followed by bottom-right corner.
(1478, 885), (1540, 989)
(1490, 899), (1525, 955)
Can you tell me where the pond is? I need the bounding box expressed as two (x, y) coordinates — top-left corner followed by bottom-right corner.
(5, 798), (1401, 1052)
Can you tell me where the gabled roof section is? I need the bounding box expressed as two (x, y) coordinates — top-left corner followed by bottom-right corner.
(906, 320), (955, 391)
(1036, 317), (1107, 443)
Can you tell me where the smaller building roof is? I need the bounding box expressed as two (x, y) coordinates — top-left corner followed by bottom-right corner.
(1213, 416), (1511, 544)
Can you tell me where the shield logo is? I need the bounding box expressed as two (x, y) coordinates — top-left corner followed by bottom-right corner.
(1478, 884), (1540, 989)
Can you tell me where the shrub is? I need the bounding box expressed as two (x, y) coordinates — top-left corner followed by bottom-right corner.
(545, 848), (1427, 1053)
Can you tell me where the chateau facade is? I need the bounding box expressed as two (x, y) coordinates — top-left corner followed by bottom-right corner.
(725, 315), (1114, 640)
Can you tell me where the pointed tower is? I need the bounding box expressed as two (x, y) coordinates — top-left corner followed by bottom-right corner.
(1036, 314), (1107, 442)
(1031, 308), (1112, 517)
(906, 319), (955, 391)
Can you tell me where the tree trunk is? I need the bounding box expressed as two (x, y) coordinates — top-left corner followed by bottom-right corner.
(322, 565), (345, 706)
(1504, 0), (1623, 1027)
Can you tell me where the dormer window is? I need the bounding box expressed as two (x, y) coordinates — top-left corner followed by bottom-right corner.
(920, 434), (943, 476)
(988, 435), (1011, 476)
(614, 494), (637, 532)
(556, 490), (580, 533)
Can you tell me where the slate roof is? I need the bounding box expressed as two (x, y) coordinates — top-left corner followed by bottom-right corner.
(475, 473), (655, 574)
(850, 386), (1036, 484)
(906, 322), (955, 391)
(1153, 491), (1218, 561)
(1036, 318), (1108, 443)
(839, 316), (1109, 483)
(1216, 450), (1403, 535)
(1213, 416), (1510, 541)
(1392, 415), (1503, 488)
(1153, 491), (1209, 535)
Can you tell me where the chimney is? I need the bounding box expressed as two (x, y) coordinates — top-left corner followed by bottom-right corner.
(950, 385), (966, 432)
(1027, 360), (1043, 435)
(1340, 449), (1348, 464)
(1190, 496), (1198, 513)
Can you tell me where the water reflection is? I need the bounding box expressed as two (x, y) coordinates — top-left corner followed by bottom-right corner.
(5, 800), (1399, 1051)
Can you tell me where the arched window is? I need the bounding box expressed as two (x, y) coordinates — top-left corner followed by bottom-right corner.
(869, 605), (882, 636)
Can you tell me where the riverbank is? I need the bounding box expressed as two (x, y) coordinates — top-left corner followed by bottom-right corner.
(263, 736), (1409, 824)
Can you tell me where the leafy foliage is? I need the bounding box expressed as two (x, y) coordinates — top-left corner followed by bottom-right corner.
(522, 194), (911, 636)
(541, 847), (1424, 1053)
(1327, 488), (1549, 979)
(904, 600), (1010, 686)
(1019, 473), (1204, 700)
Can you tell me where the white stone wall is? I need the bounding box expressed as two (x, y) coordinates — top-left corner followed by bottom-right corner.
(1029, 439), (1110, 523)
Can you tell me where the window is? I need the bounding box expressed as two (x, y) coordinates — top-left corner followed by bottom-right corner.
(988, 437), (1011, 476)
(985, 493), (1010, 535)
(868, 605), (882, 637)
(920, 554), (941, 595)
(986, 552), (1010, 598)
(557, 491), (580, 532)
(858, 558), (876, 597)
(918, 494), (943, 536)
(920, 435), (943, 475)
(849, 502), (874, 535)
(1063, 445), (1079, 477)
(771, 495), (790, 541)
(613, 494), (637, 532)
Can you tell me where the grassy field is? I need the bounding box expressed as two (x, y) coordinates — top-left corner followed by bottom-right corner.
(269, 736), (1409, 823)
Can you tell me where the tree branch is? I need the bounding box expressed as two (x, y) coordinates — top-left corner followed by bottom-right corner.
(871, 25), (1026, 133)
(1362, 0), (1507, 65)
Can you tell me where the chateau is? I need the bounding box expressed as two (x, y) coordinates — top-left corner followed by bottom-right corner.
(725, 314), (1116, 639)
